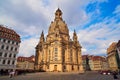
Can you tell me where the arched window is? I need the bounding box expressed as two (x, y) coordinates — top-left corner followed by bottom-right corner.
(76, 50), (78, 63)
(54, 48), (58, 61)
(78, 66), (79, 70)
(72, 65), (74, 70)
(55, 48), (58, 54)
(70, 49), (72, 62)
(49, 50), (51, 61)
(62, 49), (65, 62)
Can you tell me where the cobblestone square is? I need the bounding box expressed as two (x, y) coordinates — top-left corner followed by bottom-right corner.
(0, 71), (120, 80)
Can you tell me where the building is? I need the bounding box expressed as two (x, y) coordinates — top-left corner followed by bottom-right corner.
(107, 42), (119, 71)
(82, 55), (91, 71)
(92, 56), (103, 71)
(82, 55), (108, 71)
(0, 25), (21, 74)
(16, 55), (35, 72)
(117, 40), (120, 62)
(35, 8), (84, 72)
(101, 57), (109, 70)
(82, 55), (87, 70)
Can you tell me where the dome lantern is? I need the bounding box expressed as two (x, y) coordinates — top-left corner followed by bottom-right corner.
(54, 8), (63, 21)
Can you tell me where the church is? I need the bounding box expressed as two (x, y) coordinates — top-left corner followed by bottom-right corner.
(35, 8), (84, 72)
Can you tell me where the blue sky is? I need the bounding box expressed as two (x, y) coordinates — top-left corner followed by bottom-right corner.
(0, 0), (120, 57)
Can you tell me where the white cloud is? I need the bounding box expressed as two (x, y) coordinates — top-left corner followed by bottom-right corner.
(18, 37), (39, 57)
(113, 5), (120, 14)
(0, 0), (108, 35)
(82, 48), (87, 53)
(0, 0), (118, 57)
(77, 15), (120, 55)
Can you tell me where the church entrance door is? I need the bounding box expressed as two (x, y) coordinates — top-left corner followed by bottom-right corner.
(54, 65), (57, 71)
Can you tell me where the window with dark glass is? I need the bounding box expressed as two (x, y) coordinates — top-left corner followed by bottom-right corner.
(62, 49), (65, 62)
(78, 66), (79, 70)
(15, 48), (17, 51)
(6, 46), (9, 50)
(2, 60), (6, 64)
(9, 53), (12, 57)
(72, 65), (74, 70)
(11, 47), (13, 51)
(70, 49), (72, 62)
(14, 54), (16, 58)
(7, 60), (10, 64)
(4, 53), (7, 57)
(76, 52), (78, 63)
(1, 45), (4, 49)
(8, 40), (10, 44)
(12, 41), (14, 44)
(3, 39), (6, 43)
(12, 61), (15, 65)
(0, 52), (2, 56)
(47, 65), (49, 69)
(16, 42), (18, 45)
(63, 65), (66, 69)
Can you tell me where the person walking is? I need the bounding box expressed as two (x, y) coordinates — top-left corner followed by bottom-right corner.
(9, 70), (15, 78)
(112, 71), (118, 80)
(9, 71), (12, 78)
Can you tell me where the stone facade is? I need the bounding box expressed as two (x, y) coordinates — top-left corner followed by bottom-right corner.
(82, 55), (108, 71)
(117, 40), (120, 61)
(35, 8), (84, 72)
(82, 55), (91, 71)
(107, 42), (119, 71)
(16, 55), (35, 71)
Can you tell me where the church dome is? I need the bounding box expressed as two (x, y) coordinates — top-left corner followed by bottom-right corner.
(48, 8), (69, 35)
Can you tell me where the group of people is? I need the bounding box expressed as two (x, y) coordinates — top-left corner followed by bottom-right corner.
(112, 71), (119, 80)
(7, 69), (120, 79)
(8, 70), (15, 78)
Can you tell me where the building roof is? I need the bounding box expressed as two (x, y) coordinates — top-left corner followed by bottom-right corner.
(0, 25), (20, 42)
(92, 56), (102, 61)
(82, 55), (88, 60)
(82, 55), (107, 61)
(107, 42), (117, 54)
(17, 55), (35, 62)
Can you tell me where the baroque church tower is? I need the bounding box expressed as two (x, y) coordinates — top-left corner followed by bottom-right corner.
(35, 8), (84, 72)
